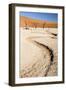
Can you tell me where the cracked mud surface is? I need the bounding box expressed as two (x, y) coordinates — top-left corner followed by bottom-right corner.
(19, 28), (58, 78)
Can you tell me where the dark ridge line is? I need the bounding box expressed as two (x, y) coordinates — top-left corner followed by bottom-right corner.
(33, 41), (54, 76)
(50, 33), (57, 36)
(46, 30), (57, 37)
(34, 41), (54, 62)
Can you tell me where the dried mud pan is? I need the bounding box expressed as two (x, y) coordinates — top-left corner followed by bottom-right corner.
(19, 28), (58, 77)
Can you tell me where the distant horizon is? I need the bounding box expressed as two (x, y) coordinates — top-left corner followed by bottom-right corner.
(20, 11), (58, 23)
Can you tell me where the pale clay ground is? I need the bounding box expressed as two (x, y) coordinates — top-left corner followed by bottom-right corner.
(19, 28), (58, 77)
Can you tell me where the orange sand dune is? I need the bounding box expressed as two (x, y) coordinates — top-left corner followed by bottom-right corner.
(20, 16), (58, 28)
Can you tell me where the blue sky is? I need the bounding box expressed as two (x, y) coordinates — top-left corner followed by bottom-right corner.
(20, 11), (58, 23)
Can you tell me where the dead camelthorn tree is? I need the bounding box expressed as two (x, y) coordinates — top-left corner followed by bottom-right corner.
(43, 23), (45, 29)
(24, 21), (29, 30)
(33, 23), (37, 29)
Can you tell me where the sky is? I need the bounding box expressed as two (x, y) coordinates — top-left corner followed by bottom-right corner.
(20, 11), (58, 23)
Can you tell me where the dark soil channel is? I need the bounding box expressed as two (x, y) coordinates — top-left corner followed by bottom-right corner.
(33, 41), (54, 76)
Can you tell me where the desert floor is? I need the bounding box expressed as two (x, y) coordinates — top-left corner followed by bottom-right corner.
(19, 28), (58, 78)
